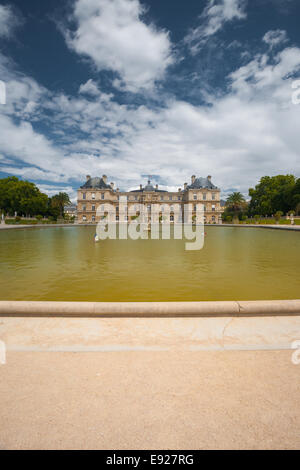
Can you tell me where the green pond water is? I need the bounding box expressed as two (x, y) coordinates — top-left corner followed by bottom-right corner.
(0, 226), (299, 301)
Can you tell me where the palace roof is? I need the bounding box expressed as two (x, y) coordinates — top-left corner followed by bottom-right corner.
(130, 180), (167, 193)
(80, 176), (111, 190)
(187, 177), (218, 190)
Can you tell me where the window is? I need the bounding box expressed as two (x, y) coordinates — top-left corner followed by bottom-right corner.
(82, 205), (86, 211)
(193, 205), (197, 211)
(178, 196), (181, 201)
(92, 215), (95, 222)
(212, 216), (215, 222)
(116, 206), (119, 212)
(170, 215), (174, 222)
(101, 193), (104, 200)
(82, 193), (86, 200)
(212, 205), (215, 212)
(193, 193), (197, 200)
(212, 193), (216, 200)
(92, 205), (95, 211)
(161, 196), (164, 201)
(169, 196), (173, 201)
(203, 193), (207, 200)
(203, 205), (206, 212)
(170, 206), (174, 212)
(82, 215), (87, 222)
(92, 193), (95, 200)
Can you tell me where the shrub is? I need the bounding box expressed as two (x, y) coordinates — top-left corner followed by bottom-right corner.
(274, 211), (283, 223)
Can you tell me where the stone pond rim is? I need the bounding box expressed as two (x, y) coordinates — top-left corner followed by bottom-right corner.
(0, 299), (300, 318)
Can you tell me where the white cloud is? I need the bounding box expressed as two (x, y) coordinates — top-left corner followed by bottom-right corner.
(185, 0), (247, 54)
(37, 184), (78, 202)
(0, 4), (21, 38)
(263, 30), (288, 48)
(65, 0), (173, 92)
(79, 79), (100, 96)
(0, 37), (300, 199)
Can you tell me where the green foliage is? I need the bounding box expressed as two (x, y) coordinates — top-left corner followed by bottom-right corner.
(0, 176), (72, 221)
(274, 211), (283, 221)
(50, 192), (71, 218)
(223, 192), (247, 222)
(0, 176), (48, 216)
(248, 175), (298, 216)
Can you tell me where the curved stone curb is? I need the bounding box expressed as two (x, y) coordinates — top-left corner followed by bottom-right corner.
(0, 300), (299, 318)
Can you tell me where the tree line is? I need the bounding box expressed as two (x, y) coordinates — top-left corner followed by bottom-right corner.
(223, 174), (300, 222)
(0, 176), (71, 220)
(1, 174), (299, 222)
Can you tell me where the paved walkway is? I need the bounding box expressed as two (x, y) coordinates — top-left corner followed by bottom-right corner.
(0, 350), (299, 450)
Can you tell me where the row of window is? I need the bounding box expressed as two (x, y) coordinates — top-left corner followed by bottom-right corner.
(81, 192), (217, 202)
(193, 193), (216, 200)
(82, 193), (104, 200)
(82, 215), (218, 222)
(80, 204), (217, 212)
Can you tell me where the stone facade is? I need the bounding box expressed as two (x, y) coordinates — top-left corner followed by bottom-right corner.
(77, 175), (223, 224)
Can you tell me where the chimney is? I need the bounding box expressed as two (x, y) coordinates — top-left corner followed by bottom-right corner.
(184, 183), (188, 190)
(140, 184), (143, 190)
(102, 174), (107, 184)
(116, 187), (119, 193)
(86, 175), (91, 181)
(178, 188), (181, 192)
(156, 184), (158, 190)
(191, 175), (196, 184)
(207, 175), (212, 181)
(110, 182), (114, 190)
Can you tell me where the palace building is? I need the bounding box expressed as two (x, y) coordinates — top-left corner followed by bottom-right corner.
(77, 175), (223, 224)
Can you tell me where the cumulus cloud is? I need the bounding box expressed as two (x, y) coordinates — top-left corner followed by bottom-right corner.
(185, 0), (247, 54)
(263, 29), (288, 48)
(64, 0), (173, 92)
(79, 79), (101, 96)
(0, 4), (21, 38)
(0, 33), (300, 198)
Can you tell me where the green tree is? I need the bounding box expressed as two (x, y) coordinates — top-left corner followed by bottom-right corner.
(0, 176), (48, 217)
(50, 192), (71, 218)
(248, 175), (296, 216)
(225, 192), (246, 223)
(291, 178), (300, 213)
(274, 211), (283, 224)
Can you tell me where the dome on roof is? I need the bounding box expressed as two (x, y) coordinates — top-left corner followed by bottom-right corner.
(144, 180), (155, 191)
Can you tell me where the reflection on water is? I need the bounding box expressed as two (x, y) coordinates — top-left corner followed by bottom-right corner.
(0, 226), (299, 301)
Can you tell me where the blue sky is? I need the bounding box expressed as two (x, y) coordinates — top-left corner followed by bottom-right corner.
(0, 0), (300, 201)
